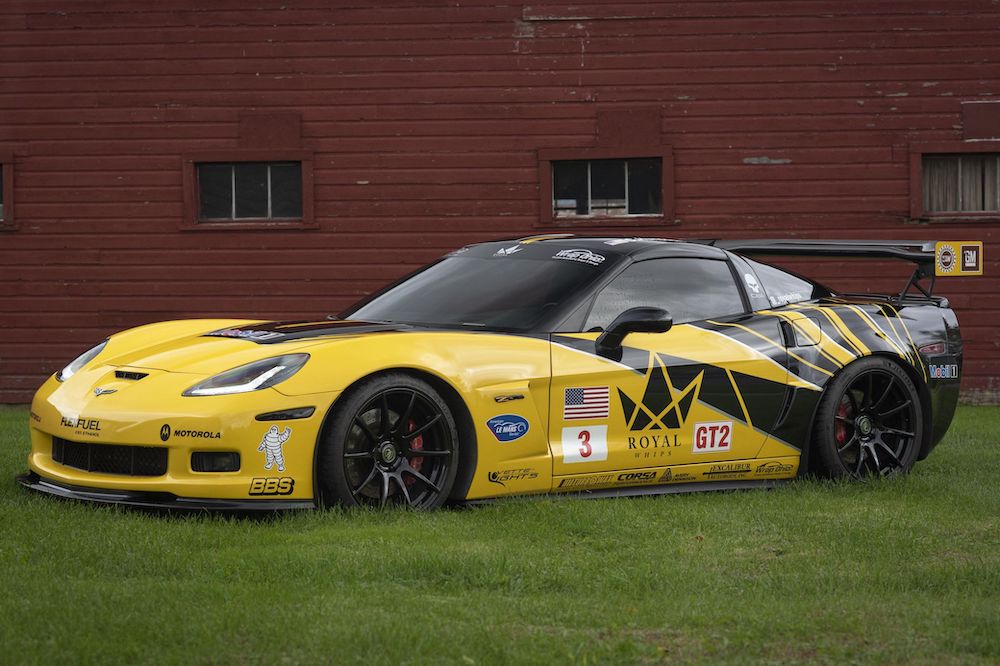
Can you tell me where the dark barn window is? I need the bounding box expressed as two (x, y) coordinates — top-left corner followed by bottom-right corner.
(553, 158), (662, 218)
(197, 162), (303, 221)
(923, 154), (1000, 213)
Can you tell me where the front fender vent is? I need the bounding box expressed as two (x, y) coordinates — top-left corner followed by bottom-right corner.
(114, 370), (149, 381)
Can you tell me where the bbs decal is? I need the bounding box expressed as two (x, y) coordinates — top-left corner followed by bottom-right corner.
(249, 477), (295, 496)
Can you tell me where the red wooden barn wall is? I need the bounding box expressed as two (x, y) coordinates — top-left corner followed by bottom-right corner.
(0, 0), (998, 403)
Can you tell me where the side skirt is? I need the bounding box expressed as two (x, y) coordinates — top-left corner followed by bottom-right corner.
(461, 479), (789, 505)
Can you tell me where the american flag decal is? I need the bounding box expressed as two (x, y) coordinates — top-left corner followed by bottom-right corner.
(563, 386), (610, 420)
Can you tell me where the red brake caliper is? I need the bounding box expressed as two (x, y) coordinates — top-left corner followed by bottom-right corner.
(835, 399), (851, 445)
(406, 419), (424, 487)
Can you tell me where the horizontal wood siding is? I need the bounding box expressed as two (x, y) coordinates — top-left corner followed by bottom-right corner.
(1, 0), (998, 402)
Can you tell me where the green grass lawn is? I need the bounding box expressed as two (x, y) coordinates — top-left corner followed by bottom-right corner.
(1, 405), (997, 665)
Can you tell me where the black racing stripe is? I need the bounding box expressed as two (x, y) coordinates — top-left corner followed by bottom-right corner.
(873, 304), (918, 365)
(831, 305), (906, 359)
(204, 320), (410, 344)
(550, 335), (648, 375)
(696, 365), (748, 425)
(793, 304), (864, 356)
(732, 371), (787, 433)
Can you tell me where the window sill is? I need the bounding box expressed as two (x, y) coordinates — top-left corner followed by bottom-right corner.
(544, 214), (678, 229)
(909, 214), (1000, 224)
(182, 218), (318, 232)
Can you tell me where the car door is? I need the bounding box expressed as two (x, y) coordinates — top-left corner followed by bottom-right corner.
(548, 256), (797, 485)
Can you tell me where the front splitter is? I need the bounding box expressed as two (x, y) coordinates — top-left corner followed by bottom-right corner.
(16, 471), (315, 513)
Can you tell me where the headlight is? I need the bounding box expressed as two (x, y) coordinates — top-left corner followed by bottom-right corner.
(56, 340), (108, 382)
(182, 354), (310, 397)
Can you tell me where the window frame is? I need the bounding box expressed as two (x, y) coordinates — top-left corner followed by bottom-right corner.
(0, 151), (14, 232)
(909, 140), (1000, 223)
(576, 257), (748, 332)
(182, 150), (315, 231)
(538, 147), (674, 227)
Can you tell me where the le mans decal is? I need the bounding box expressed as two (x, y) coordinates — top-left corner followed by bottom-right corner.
(487, 415), (529, 442)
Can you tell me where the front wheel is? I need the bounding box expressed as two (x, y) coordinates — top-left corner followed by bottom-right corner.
(812, 357), (923, 478)
(318, 373), (460, 510)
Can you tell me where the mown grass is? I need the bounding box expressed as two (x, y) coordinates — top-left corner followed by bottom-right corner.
(1, 405), (997, 665)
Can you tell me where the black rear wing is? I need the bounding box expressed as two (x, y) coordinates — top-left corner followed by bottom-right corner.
(697, 239), (983, 300)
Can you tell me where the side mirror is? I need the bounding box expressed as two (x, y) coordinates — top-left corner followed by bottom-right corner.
(596, 307), (673, 358)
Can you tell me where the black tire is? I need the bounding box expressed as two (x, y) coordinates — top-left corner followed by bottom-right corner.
(812, 356), (924, 478)
(318, 373), (460, 509)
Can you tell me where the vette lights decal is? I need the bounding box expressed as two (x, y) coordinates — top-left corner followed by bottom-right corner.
(486, 415), (529, 442)
(561, 426), (608, 463)
(563, 386), (610, 420)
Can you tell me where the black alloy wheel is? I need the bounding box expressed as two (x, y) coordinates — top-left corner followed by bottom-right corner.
(319, 373), (459, 510)
(813, 356), (923, 478)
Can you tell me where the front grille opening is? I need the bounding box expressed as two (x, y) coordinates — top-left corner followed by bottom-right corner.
(191, 451), (240, 473)
(51, 438), (167, 476)
(114, 370), (149, 381)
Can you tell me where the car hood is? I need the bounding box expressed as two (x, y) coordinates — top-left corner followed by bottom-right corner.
(104, 319), (410, 376)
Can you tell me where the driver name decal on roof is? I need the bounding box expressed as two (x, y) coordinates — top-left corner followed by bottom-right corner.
(552, 248), (606, 266)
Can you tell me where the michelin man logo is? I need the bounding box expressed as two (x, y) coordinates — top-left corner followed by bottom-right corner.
(258, 425), (292, 472)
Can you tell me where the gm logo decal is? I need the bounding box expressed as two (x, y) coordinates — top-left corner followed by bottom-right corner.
(486, 415), (529, 442)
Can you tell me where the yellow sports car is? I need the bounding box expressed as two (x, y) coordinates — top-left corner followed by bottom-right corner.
(18, 236), (978, 510)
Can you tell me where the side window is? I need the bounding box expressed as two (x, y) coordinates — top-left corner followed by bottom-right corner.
(584, 258), (745, 331)
(746, 259), (826, 307)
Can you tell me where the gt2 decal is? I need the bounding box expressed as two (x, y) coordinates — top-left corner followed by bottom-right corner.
(693, 421), (733, 454)
(248, 477), (295, 495)
(258, 426), (291, 472)
(561, 426), (608, 463)
(486, 415), (529, 442)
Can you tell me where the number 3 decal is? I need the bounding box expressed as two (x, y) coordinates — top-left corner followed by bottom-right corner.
(562, 426), (608, 463)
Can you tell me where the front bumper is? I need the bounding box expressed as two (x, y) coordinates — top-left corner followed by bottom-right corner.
(27, 369), (340, 504)
(17, 471), (315, 512)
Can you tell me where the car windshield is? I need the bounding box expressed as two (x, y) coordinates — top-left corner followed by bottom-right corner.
(343, 249), (618, 331)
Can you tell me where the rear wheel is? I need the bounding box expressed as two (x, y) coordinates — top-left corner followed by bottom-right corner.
(318, 373), (459, 509)
(813, 357), (923, 478)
